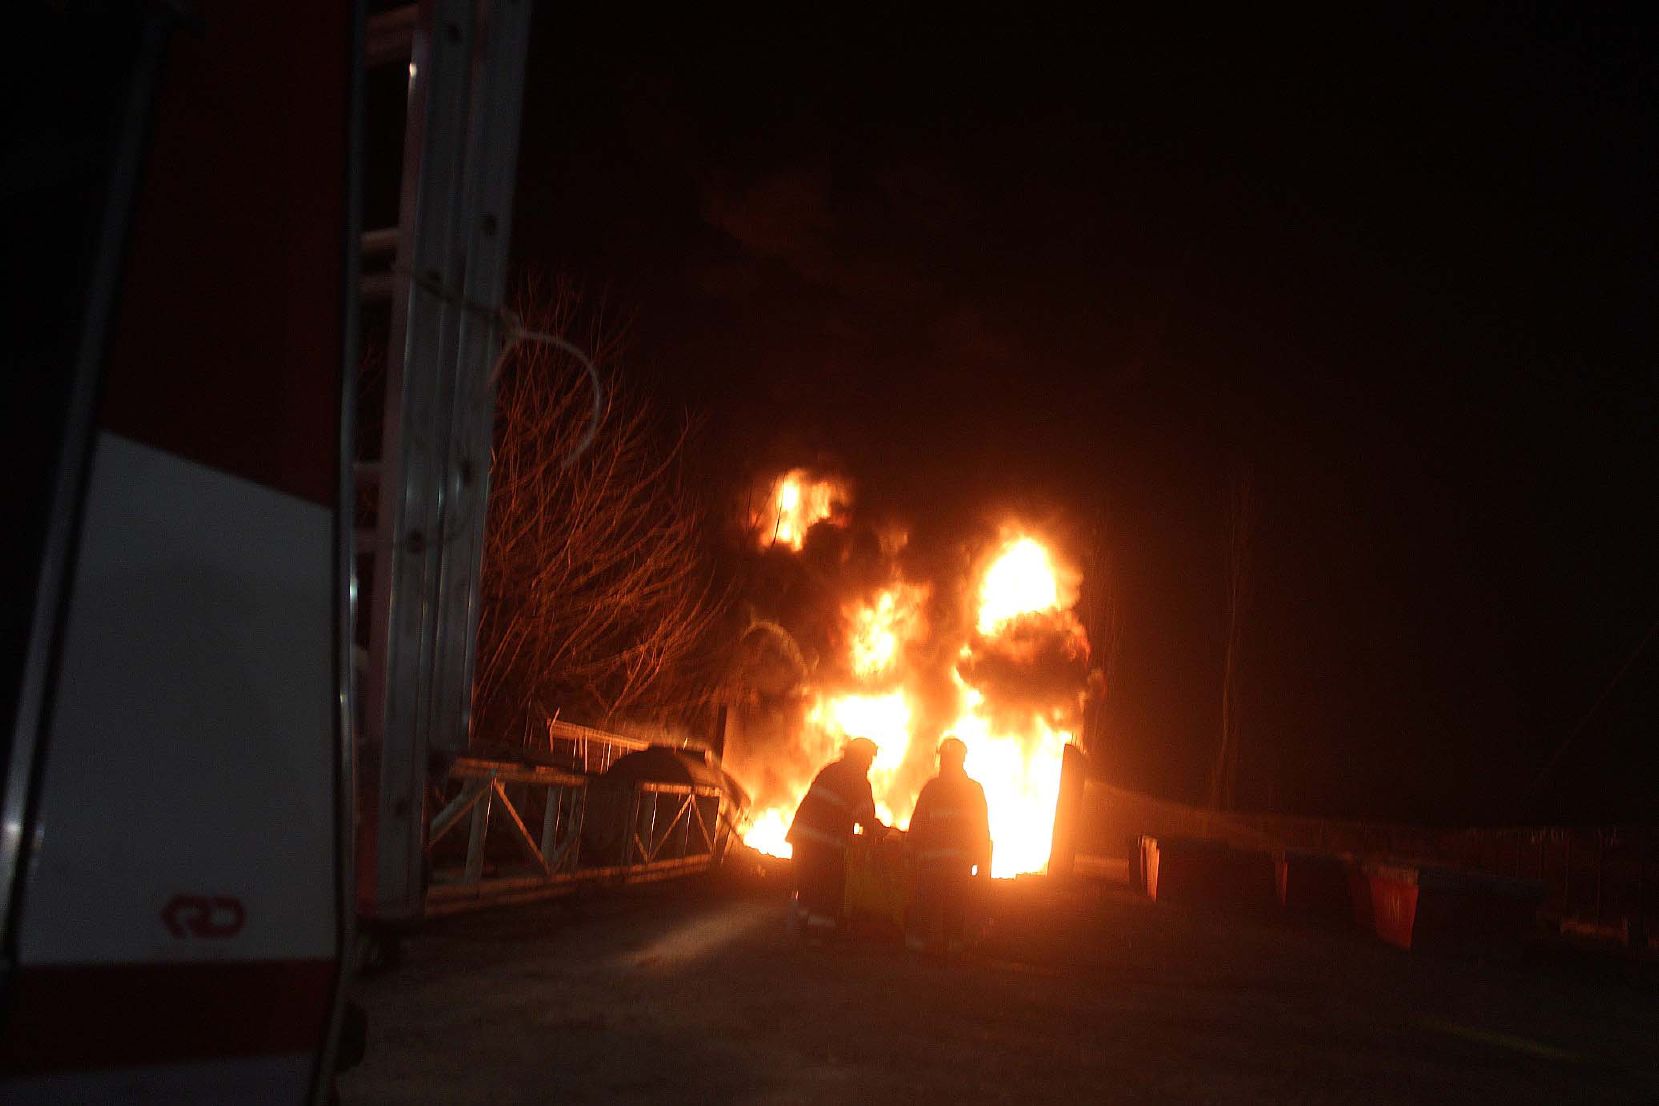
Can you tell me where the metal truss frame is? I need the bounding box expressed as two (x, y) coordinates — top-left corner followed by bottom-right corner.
(423, 742), (736, 916)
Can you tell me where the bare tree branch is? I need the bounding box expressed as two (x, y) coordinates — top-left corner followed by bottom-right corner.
(473, 278), (731, 747)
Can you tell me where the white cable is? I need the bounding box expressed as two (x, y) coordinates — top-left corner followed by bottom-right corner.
(497, 315), (604, 467)
(401, 265), (606, 467)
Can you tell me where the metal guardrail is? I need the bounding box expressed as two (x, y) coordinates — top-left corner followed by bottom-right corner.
(1069, 774), (1654, 946)
(1438, 825), (1653, 943)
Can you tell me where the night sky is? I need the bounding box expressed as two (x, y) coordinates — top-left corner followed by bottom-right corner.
(507, 8), (1656, 824)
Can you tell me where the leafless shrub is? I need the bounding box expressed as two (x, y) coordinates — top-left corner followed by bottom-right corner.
(472, 278), (729, 745)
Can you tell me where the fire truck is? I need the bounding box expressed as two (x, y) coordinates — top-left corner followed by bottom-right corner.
(4, 3), (742, 1101)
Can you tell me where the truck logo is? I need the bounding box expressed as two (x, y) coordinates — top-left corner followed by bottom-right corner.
(162, 894), (246, 938)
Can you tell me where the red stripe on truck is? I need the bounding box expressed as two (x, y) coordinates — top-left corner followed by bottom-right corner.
(0, 959), (336, 1075)
(98, 5), (348, 507)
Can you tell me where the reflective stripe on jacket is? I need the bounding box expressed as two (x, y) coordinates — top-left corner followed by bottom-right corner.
(907, 772), (990, 868)
(787, 758), (876, 850)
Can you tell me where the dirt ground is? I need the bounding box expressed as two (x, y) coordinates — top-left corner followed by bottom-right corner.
(339, 867), (1659, 1105)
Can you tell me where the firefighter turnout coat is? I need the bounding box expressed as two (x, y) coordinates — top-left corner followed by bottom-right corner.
(787, 757), (879, 852)
(907, 770), (991, 872)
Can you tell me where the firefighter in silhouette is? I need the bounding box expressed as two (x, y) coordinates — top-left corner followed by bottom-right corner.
(905, 736), (991, 954)
(787, 736), (886, 939)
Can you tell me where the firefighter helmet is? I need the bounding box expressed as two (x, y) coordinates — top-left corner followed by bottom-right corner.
(845, 736), (879, 761)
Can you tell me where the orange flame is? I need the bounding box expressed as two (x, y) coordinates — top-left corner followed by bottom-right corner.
(808, 690), (914, 826)
(753, 469), (845, 550)
(739, 528), (1083, 879)
(743, 807), (794, 859)
(848, 585), (925, 678)
(977, 536), (1062, 634)
(956, 535), (1078, 876)
(946, 679), (1071, 878)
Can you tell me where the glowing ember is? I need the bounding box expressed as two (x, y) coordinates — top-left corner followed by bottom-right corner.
(753, 470), (845, 550)
(977, 536), (1061, 634)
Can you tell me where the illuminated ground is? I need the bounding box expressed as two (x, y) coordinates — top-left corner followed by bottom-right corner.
(339, 868), (1659, 1104)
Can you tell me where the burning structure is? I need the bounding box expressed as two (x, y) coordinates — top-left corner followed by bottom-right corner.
(727, 472), (1094, 877)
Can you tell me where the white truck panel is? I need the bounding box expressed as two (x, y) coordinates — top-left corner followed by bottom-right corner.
(18, 432), (337, 965)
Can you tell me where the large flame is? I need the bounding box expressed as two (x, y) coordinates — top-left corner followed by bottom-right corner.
(946, 678), (1071, 878)
(807, 689), (914, 825)
(954, 535), (1077, 876)
(977, 536), (1061, 634)
(753, 469), (845, 550)
(739, 530), (1083, 879)
(849, 585), (925, 678)
(743, 807), (794, 860)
